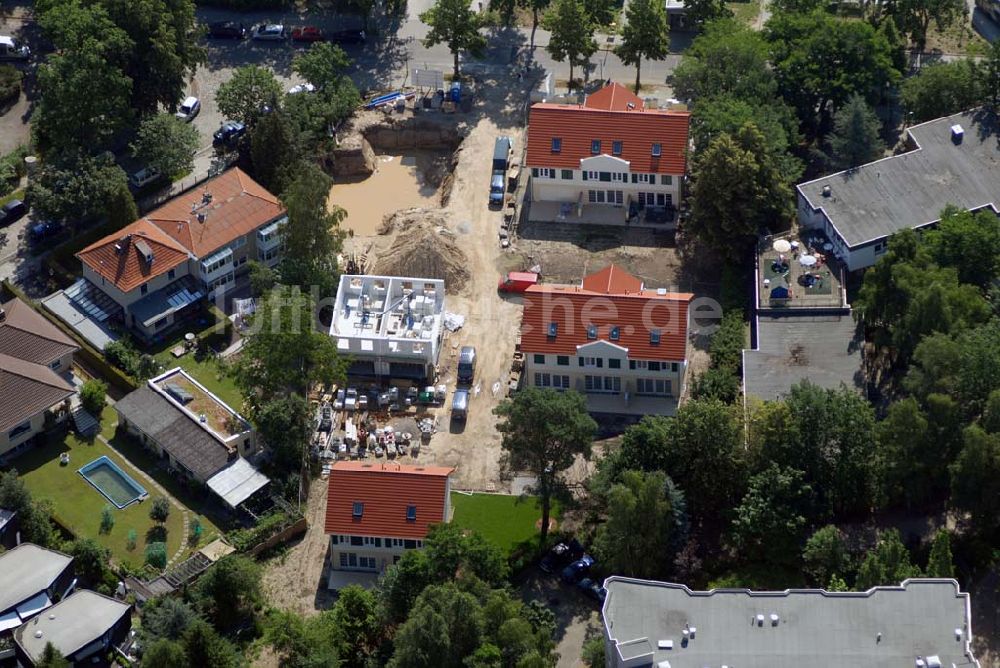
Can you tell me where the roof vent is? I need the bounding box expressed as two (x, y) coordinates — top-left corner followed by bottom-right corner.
(656, 288), (667, 296)
(199, 413), (207, 423)
(197, 213), (207, 224)
(202, 190), (213, 204)
(955, 628), (963, 641)
(951, 124), (964, 144)
(626, 102), (635, 110)
(770, 613), (779, 626)
(34, 630), (42, 639)
(48, 614), (55, 620)
(114, 243), (123, 254)
(822, 185), (832, 197)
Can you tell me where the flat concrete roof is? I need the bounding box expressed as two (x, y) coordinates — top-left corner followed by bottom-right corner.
(14, 590), (130, 662)
(602, 577), (980, 668)
(797, 109), (1000, 248)
(743, 314), (862, 401)
(0, 544), (72, 615)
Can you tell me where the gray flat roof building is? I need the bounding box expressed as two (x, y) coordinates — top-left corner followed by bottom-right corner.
(0, 544), (73, 622)
(14, 590), (131, 665)
(602, 577), (980, 668)
(797, 110), (1000, 271)
(743, 314), (863, 401)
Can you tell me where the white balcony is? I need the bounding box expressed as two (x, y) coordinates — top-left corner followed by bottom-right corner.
(200, 247), (233, 280)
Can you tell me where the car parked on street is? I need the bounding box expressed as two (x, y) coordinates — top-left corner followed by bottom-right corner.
(288, 83), (315, 95)
(328, 29), (366, 45)
(213, 121), (246, 147)
(291, 26), (325, 42)
(0, 199), (27, 227)
(252, 24), (287, 41)
(208, 22), (247, 39)
(175, 96), (200, 122)
(129, 167), (162, 191)
(0, 36), (29, 60)
(576, 577), (607, 603)
(561, 555), (595, 584)
(539, 539), (583, 573)
(29, 221), (60, 242)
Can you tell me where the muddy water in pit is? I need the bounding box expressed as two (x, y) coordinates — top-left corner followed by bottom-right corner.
(329, 151), (446, 236)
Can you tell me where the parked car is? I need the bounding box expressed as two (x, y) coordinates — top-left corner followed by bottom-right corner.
(457, 346), (476, 384)
(208, 21), (247, 39)
(0, 199), (27, 227)
(175, 96), (200, 122)
(0, 36), (29, 60)
(29, 221), (60, 242)
(561, 555), (595, 584)
(328, 29), (366, 45)
(345, 388), (358, 411)
(539, 539), (583, 573)
(291, 26), (325, 42)
(129, 167), (162, 190)
(451, 389), (469, 421)
(334, 388), (346, 410)
(288, 83), (316, 95)
(213, 121), (246, 147)
(252, 24), (287, 41)
(576, 578), (607, 603)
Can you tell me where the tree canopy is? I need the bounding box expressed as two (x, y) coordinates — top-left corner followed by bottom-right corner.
(131, 113), (200, 179)
(828, 94), (884, 170)
(216, 65), (282, 127)
(543, 0), (597, 87)
(615, 0), (670, 93)
(278, 163), (346, 294)
(420, 0), (487, 78)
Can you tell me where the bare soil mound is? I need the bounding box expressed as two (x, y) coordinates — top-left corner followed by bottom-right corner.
(372, 208), (471, 293)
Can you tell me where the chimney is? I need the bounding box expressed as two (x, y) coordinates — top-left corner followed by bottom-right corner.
(822, 185), (832, 197)
(197, 213), (206, 224)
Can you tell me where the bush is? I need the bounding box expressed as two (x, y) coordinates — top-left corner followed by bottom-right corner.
(226, 511), (291, 552)
(188, 517), (202, 547)
(0, 145), (28, 198)
(149, 497), (171, 524)
(99, 505), (115, 535)
(104, 338), (160, 381)
(126, 528), (137, 551)
(709, 311), (746, 373)
(80, 379), (108, 415)
(145, 542), (168, 569)
(0, 64), (21, 106)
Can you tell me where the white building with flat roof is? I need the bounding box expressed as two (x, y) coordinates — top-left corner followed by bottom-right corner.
(329, 275), (445, 381)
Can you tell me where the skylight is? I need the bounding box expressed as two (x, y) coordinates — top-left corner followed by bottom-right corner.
(406, 505), (417, 522)
(352, 501), (364, 518)
(650, 329), (661, 345)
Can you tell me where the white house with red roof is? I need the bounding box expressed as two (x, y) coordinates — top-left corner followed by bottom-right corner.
(324, 462), (454, 581)
(525, 82), (691, 226)
(519, 265), (693, 416)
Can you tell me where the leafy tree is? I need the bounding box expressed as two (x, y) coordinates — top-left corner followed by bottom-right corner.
(141, 597), (198, 642)
(982, 389), (1000, 434)
(904, 333), (962, 400)
(256, 394), (312, 475)
(99, 505), (114, 535)
(828, 94), (884, 170)
(149, 496), (170, 524)
(145, 542), (168, 569)
(233, 287), (346, 410)
(877, 397), (943, 508)
(925, 528), (955, 578)
(682, 0), (733, 27)
(688, 123), (793, 260)
(581, 635), (605, 667)
(521, 0), (552, 46)
(766, 10), (899, 130)
(420, 0), (487, 78)
(250, 109), (300, 194)
(28, 153), (134, 229)
(37, 643), (69, 668)
(494, 388), (597, 547)
(248, 261), (279, 297)
(894, 0), (965, 51)
(130, 113), (199, 179)
(262, 608), (345, 668)
(983, 39), (1000, 110)
(216, 65), (282, 127)
(593, 470), (687, 579)
(543, 0), (597, 88)
(616, 0), (669, 93)
(923, 208), (1000, 289)
(182, 620), (240, 668)
(106, 181), (139, 233)
(709, 311), (746, 373)
(290, 42), (361, 133)
(854, 529), (920, 589)
(279, 163), (346, 294)
(69, 538), (113, 590)
(954, 320), (1000, 416)
(388, 583), (484, 668)
(690, 366), (740, 403)
(80, 379), (107, 415)
(192, 554), (263, 631)
(901, 60), (983, 122)
(0, 470), (55, 546)
(140, 639), (187, 668)
(949, 426), (1000, 533)
(827, 574), (850, 591)
(583, 0), (619, 26)
(670, 19), (775, 104)
(802, 525), (851, 586)
(332, 586), (381, 667)
(730, 464), (815, 564)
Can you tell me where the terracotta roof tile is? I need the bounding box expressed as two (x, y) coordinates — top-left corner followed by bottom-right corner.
(77, 220), (191, 294)
(0, 353), (75, 432)
(580, 264), (644, 294)
(325, 462), (454, 539)
(0, 298), (78, 365)
(520, 266), (693, 361)
(583, 82), (644, 112)
(526, 88), (690, 174)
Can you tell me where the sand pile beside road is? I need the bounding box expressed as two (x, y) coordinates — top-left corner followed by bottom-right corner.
(372, 208), (471, 293)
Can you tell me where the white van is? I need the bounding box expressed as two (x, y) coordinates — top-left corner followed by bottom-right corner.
(0, 36), (29, 60)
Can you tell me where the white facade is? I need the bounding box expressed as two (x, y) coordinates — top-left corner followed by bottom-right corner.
(330, 275), (445, 381)
(796, 193), (890, 272)
(530, 155), (682, 210)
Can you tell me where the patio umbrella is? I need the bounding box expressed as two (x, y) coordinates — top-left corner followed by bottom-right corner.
(772, 239), (792, 253)
(799, 255), (818, 267)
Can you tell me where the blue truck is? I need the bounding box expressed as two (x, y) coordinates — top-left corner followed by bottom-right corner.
(490, 136), (513, 208)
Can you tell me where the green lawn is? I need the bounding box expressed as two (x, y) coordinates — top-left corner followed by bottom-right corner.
(727, 0), (761, 26)
(450, 493), (560, 555)
(153, 350), (243, 412)
(16, 405), (221, 569)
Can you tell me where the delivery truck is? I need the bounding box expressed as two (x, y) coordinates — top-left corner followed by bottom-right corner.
(489, 136), (513, 208)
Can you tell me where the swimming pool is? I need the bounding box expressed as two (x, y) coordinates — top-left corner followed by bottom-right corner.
(78, 456), (148, 509)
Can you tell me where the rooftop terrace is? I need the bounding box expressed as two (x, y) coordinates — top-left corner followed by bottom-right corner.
(757, 233), (846, 311)
(149, 368), (250, 448)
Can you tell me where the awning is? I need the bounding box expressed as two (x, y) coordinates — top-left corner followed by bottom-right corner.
(0, 610), (20, 632)
(15, 592), (51, 619)
(130, 276), (204, 328)
(207, 458), (270, 508)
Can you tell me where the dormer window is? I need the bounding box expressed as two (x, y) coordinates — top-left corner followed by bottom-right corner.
(591, 140), (601, 155)
(650, 329), (661, 345)
(610, 326), (620, 341)
(352, 501), (364, 518)
(551, 137), (562, 153)
(406, 505), (417, 522)
(587, 324), (597, 340)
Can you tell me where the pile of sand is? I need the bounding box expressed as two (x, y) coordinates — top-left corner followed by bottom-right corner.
(372, 208), (471, 293)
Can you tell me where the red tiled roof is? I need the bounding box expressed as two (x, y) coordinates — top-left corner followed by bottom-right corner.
(325, 462), (454, 539)
(526, 89), (690, 174)
(583, 82), (644, 112)
(147, 168), (285, 258)
(520, 266), (693, 361)
(0, 297), (78, 366)
(0, 353), (75, 432)
(581, 264), (643, 294)
(77, 220), (190, 294)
